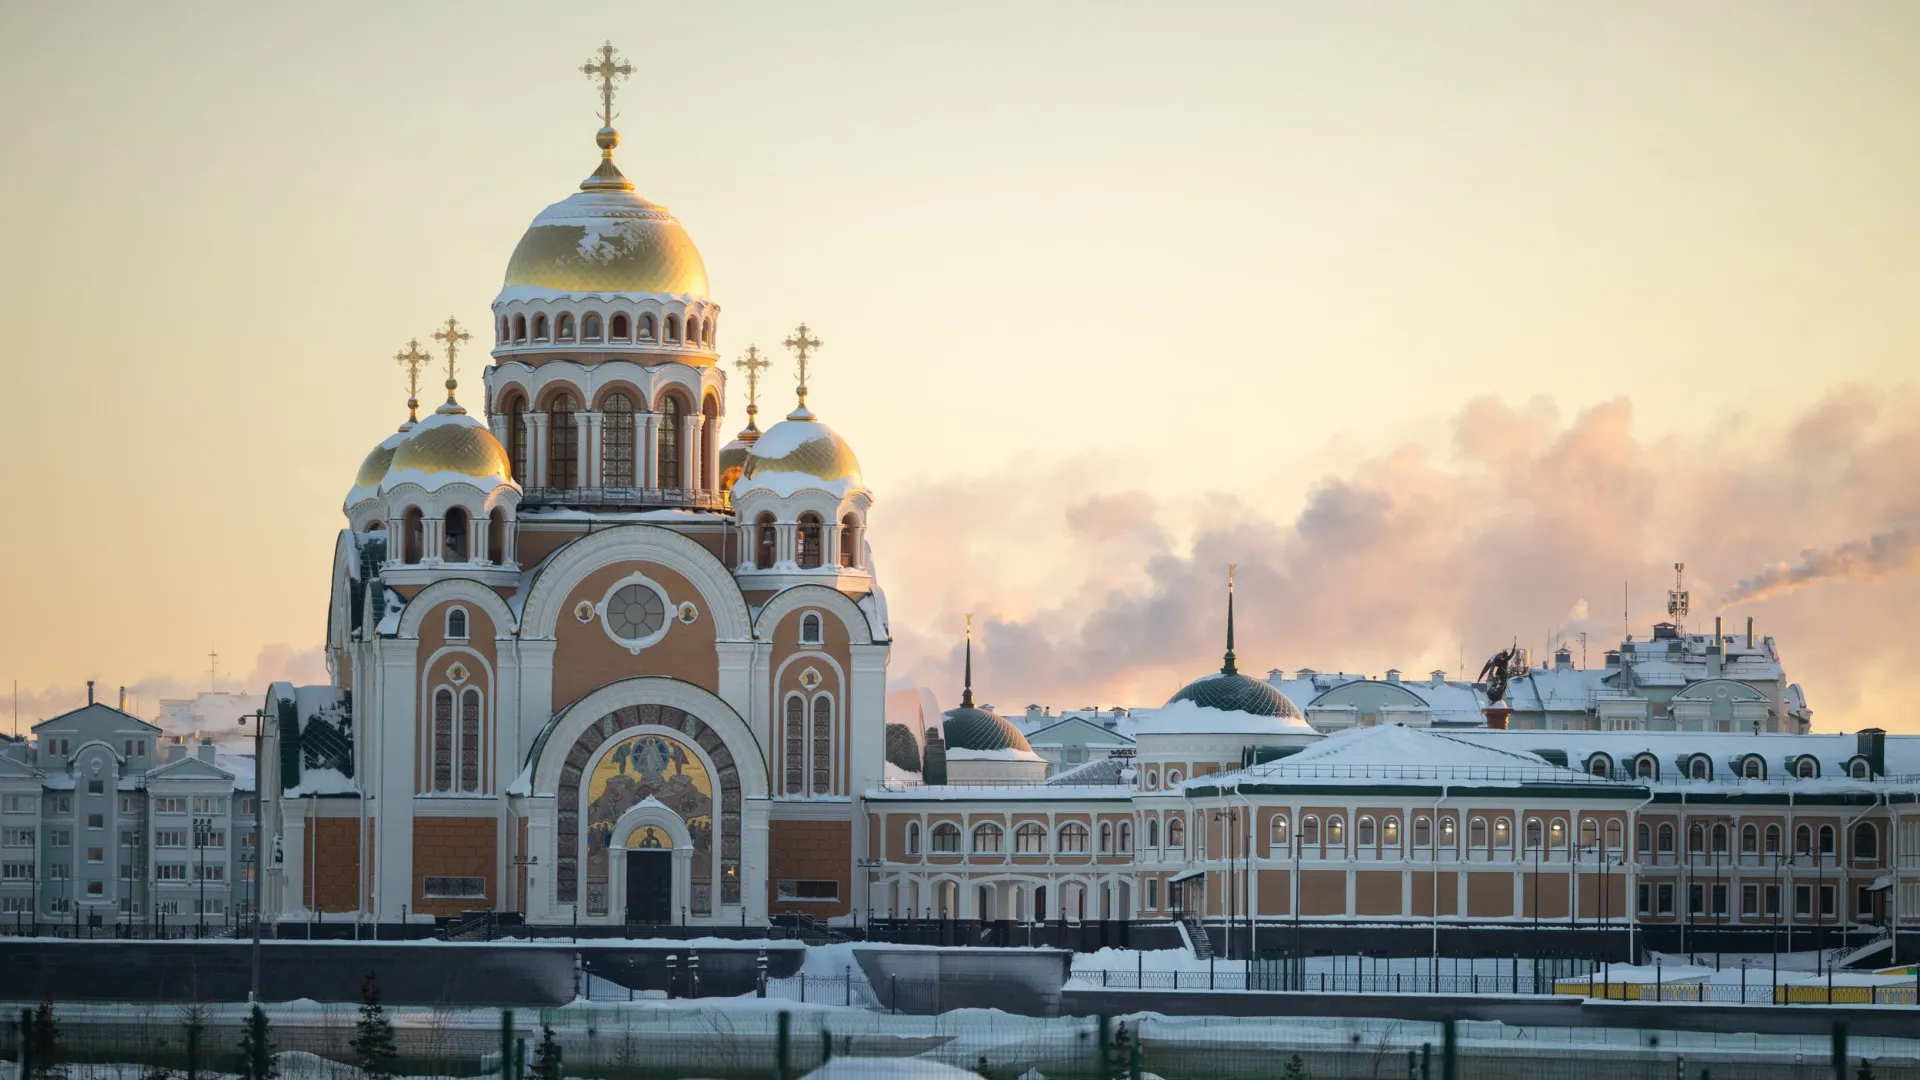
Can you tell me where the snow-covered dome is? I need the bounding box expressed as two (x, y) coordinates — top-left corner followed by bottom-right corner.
(1166, 671), (1303, 720)
(734, 415), (864, 498)
(942, 703), (1032, 753)
(346, 428), (410, 508)
(383, 408), (513, 493)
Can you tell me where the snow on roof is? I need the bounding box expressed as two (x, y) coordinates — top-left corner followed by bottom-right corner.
(1213, 724), (1613, 789)
(284, 767), (359, 797)
(1445, 729), (1914, 784)
(1046, 758), (1129, 786)
(866, 782), (1129, 802)
(1133, 697), (1317, 736)
(946, 747), (1044, 763)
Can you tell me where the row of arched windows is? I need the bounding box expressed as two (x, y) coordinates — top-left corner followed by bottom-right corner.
(1628, 821), (1876, 861)
(429, 686), (483, 793)
(391, 507), (509, 566)
(1590, 752), (1869, 782)
(906, 820), (1128, 856)
(752, 512), (863, 570)
(499, 310), (716, 349)
(499, 390), (718, 491)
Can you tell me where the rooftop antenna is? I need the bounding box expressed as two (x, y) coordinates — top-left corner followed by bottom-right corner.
(1623, 581), (1629, 641)
(1579, 631), (1588, 669)
(207, 647), (219, 693)
(1667, 561), (1690, 632)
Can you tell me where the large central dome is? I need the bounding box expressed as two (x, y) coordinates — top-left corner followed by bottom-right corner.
(502, 188), (709, 298)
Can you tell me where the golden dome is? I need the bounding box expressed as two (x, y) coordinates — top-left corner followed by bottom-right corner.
(385, 414), (513, 490)
(502, 189), (709, 298)
(740, 418), (863, 488)
(354, 433), (405, 490)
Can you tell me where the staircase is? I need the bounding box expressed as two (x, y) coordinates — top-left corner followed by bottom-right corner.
(1177, 914), (1214, 960)
(775, 912), (851, 946)
(439, 909), (495, 942)
(1835, 925), (1895, 969)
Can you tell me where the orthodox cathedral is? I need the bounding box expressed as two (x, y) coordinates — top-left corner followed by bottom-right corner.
(245, 48), (1918, 952)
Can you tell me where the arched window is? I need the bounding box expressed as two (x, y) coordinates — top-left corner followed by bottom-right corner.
(547, 392), (579, 489)
(930, 823), (960, 853)
(783, 694), (804, 794)
(1741, 756), (1764, 780)
(1165, 768), (1183, 786)
(795, 513), (824, 569)
(1493, 817), (1510, 851)
(1819, 824), (1836, 856)
(1795, 824), (1813, 856)
(1439, 817), (1456, 848)
(665, 314), (681, 343)
(513, 314), (527, 342)
(754, 513), (777, 569)
(1657, 823), (1675, 853)
(972, 823), (1003, 853)
(1635, 755), (1657, 780)
(1605, 820), (1623, 853)
(459, 688), (481, 792)
(1711, 823), (1729, 854)
(1796, 757), (1819, 779)
(1301, 815), (1321, 846)
(1326, 816), (1345, 848)
(1848, 759), (1871, 780)
(1637, 822), (1651, 856)
(1853, 822), (1878, 861)
(610, 313), (630, 341)
(1765, 824), (1781, 854)
(1414, 816), (1432, 849)
(1357, 816), (1376, 848)
(446, 607), (468, 641)
(1688, 756), (1711, 781)
(402, 507), (424, 564)
(431, 688), (454, 792)
(1688, 823), (1706, 854)
(488, 509), (506, 564)
(583, 312), (603, 341)
(1524, 818), (1543, 853)
(531, 314), (549, 341)
(1590, 755), (1612, 778)
(556, 313), (574, 342)
(811, 695), (832, 794)
(502, 393), (528, 482)
(839, 514), (859, 568)
(905, 821), (921, 855)
(800, 613), (823, 644)
(1167, 817), (1185, 853)
(638, 313), (655, 341)
(1549, 818), (1565, 851)
(1579, 818), (1598, 849)
(657, 397), (681, 488)
(1099, 822), (1114, 853)
(601, 393), (635, 488)
(1270, 815), (1289, 847)
(498, 316), (509, 344)
(1118, 822), (1132, 853)
(1016, 822), (1047, 853)
(686, 316), (701, 346)
(1741, 824), (1759, 854)
(1382, 816), (1399, 848)
(1468, 816), (1488, 852)
(1058, 822), (1090, 853)
(444, 506), (469, 562)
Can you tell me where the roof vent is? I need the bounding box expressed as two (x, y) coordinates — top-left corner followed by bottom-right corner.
(1386, 669), (1401, 683)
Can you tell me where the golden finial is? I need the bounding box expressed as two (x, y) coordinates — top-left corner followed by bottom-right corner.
(433, 316), (471, 413)
(783, 322), (822, 420)
(579, 41), (635, 192)
(734, 345), (771, 437)
(395, 339), (432, 425)
(961, 613), (975, 709)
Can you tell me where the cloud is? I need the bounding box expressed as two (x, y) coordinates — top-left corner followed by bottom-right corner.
(2, 643), (327, 733)
(874, 386), (1920, 730)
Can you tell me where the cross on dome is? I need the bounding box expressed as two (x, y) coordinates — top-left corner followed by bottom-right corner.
(784, 322), (822, 419)
(394, 338), (432, 424)
(734, 345), (771, 434)
(578, 42), (636, 192)
(433, 315), (471, 413)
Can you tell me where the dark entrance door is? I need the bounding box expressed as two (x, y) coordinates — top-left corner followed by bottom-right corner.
(626, 850), (672, 925)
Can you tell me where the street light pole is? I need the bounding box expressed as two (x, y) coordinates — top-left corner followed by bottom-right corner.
(237, 708), (270, 1003)
(194, 816), (210, 938)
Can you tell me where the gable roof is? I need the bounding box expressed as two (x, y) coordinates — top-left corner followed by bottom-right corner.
(146, 754), (237, 783)
(32, 702), (163, 734)
(1023, 715), (1136, 745)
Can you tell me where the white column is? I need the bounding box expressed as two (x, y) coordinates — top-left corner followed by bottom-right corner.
(524, 796), (557, 922)
(680, 415), (700, 489)
(576, 411), (592, 489)
(703, 419), (720, 493)
(527, 414), (550, 489)
(375, 638), (420, 922)
(641, 414), (659, 489)
(583, 412), (605, 487)
(849, 645), (888, 917)
(822, 520), (840, 570)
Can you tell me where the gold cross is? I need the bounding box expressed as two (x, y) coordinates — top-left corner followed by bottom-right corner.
(784, 323), (822, 413)
(395, 338), (432, 422)
(734, 345), (771, 415)
(582, 41), (632, 128)
(434, 316), (470, 387)
(1229, 563), (1237, 592)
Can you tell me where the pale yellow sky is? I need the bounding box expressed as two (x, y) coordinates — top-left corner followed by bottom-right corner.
(0, 2), (1915, 725)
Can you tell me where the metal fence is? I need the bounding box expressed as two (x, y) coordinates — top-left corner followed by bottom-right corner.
(8, 1003), (1920, 1080)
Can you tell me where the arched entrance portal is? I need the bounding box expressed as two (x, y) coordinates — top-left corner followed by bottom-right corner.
(610, 800), (693, 925)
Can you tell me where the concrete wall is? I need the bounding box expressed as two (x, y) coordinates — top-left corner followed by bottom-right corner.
(854, 945), (1071, 1016)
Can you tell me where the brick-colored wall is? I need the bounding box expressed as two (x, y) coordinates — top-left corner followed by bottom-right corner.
(305, 817), (363, 914)
(768, 819), (851, 917)
(413, 816), (498, 917)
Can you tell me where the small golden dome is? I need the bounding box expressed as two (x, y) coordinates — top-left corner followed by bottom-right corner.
(354, 435), (403, 490)
(740, 418), (863, 488)
(386, 415), (513, 489)
(501, 189), (709, 298)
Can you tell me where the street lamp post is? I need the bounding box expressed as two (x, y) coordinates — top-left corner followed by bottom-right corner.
(237, 708), (271, 1003)
(193, 816), (211, 938)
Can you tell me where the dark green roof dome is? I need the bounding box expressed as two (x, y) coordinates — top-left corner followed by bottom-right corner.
(942, 705), (1032, 753)
(1166, 672), (1302, 719)
(884, 722), (922, 772)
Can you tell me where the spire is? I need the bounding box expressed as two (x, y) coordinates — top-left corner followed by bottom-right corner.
(394, 338), (432, 428)
(783, 322), (822, 420)
(961, 613), (975, 709)
(432, 315), (472, 414)
(579, 42), (636, 193)
(1221, 563), (1239, 676)
(733, 345), (771, 443)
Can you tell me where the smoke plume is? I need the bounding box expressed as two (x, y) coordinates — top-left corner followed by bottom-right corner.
(1721, 527), (1920, 606)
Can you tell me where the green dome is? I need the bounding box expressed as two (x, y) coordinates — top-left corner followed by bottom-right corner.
(884, 723), (923, 773)
(942, 706), (1032, 753)
(1167, 672), (1302, 719)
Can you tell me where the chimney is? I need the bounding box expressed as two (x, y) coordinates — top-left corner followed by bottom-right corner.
(1553, 647), (1573, 671)
(1431, 669), (1446, 687)
(1746, 616), (1754, 649)
(165, 738), (185, 763)
(1714, 616), (1723, 647)
(1705, 641), (1722, 677)
(118, 686), (127, 710)
(1386, 669), (1401, 683)
(86, 681), (94, 705)
(922, 726), (948, 786)
(197, 738), (216, 764)
(1603, 650), (1622, 669)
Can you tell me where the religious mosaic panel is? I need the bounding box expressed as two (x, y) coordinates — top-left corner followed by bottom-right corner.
(581, 726), (715, 917)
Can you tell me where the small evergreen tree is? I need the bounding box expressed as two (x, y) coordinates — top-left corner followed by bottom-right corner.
(532, 1022), (563, 1080)
(1858, 1059), (1875, 1080)
(1280, 1053), (1309, 1080)
(30, 998), (67, 1080)
(350, 973), (398, 1080)
(1108, 1020), (1132, 1080)
(238, 1004), (277, 1080)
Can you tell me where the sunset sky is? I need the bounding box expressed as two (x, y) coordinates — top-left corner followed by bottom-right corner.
(1, 2), (1914, 730)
